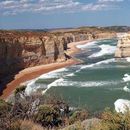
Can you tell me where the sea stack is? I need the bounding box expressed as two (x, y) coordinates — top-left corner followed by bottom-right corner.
(115, 33), (130, 58)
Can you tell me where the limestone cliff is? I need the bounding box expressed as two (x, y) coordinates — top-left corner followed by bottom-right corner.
(115, 33), (130, 58)
(0, 32), (63, 79)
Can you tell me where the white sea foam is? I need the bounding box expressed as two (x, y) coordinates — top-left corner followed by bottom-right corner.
(123, 74), (130, 82)
(76, 41), (97, 49)
(96, 58), (115, 65)
(89, 44), (116, 58)
(80, 80), (119, 87)
(25, 67), (68, 95)
(81, 58), (115, 69)
(67, 73), (75, 77)
(114, 99), (130, 113)
(25, 79), (39, 95)
(38, 68), (67, 79)
(125, 57), (130, 62)
(41, 80), (120, 88)
(42, 78), (64, 94)
(123, 86), (130, 92)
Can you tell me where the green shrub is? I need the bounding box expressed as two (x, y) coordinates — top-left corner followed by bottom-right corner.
(14, 85), (26, 95)
(0, 99), (11, 115)
(69, 110), (88, 125)
(91, 108), (130, 130)
(0, 99), (12, 129)
(35, 104), (62, 127)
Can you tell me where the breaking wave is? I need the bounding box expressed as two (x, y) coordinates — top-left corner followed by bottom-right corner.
(25, 79), (40, 95)
(43, 80), (120, 88)
(76, 41), (98, 49)
(67, 73), (75, 77)
(125, 57), (130, 62)
(80, 58), (115, 69)
(42, 78), (64, 94)
(25, 68), (68, 95)
(123, 74), (130, 82)
(123, 86), (130, 93)
(89, 44), (116, 58)
(38, 68), (67, 79)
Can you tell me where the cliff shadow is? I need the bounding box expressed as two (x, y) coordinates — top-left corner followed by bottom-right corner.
(0, 68), (24, 97)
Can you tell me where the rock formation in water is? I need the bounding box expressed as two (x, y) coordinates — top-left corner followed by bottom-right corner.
(0, 29), (116, 92)
(115, 33), (130, 58)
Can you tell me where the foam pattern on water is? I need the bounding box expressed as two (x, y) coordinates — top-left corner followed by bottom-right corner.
(76, 41), (98, 49)
(45, 80), (121, 88)
(80, 58), (115, 70)
(123, 74), (130, 82)
(25, 68), (69, 95)
(42, 78), (64, 94)
(89, 44), (116, 58)
(38, 68), (68, 79)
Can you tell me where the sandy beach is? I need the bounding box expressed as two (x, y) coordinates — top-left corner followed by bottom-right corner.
(0, 39), (91, 99)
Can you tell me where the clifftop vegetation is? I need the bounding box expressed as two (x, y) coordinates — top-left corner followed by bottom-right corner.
(0, 87), (89, 130)
(1, 87), (130, 130)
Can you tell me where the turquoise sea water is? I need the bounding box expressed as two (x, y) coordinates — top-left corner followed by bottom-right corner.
(25, 39), (130, 112)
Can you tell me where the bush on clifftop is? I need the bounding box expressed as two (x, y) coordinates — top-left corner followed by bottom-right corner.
(14, 85), (26, 96)
(0, 99), (11, 114)
(69, 109), (88, 125)
(91, 108), (130, 130)
(35, 104), (62, 127)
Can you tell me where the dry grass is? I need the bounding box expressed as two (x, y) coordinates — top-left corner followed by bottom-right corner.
(20, 120), (44, 130)
(11, 120), (44, 130)
(90, 108), (130, 130)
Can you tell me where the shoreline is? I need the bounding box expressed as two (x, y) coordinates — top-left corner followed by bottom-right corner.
(0, 39), (91, 100)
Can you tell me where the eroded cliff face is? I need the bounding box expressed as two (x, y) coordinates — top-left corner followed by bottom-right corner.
(0, 30), (116, 91)
(0, 32), (64, 79)
(115, 34), (130, 58)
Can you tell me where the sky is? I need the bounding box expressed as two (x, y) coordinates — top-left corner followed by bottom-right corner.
(0, 0), (130, 29)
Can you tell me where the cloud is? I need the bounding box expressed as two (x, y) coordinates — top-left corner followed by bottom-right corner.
(0, 0), (125, 16)
(98, 0), (124, 2)
(82, 3), (109, 11)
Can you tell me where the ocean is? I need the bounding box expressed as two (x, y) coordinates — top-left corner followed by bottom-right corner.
(25, 39), (130, 112)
